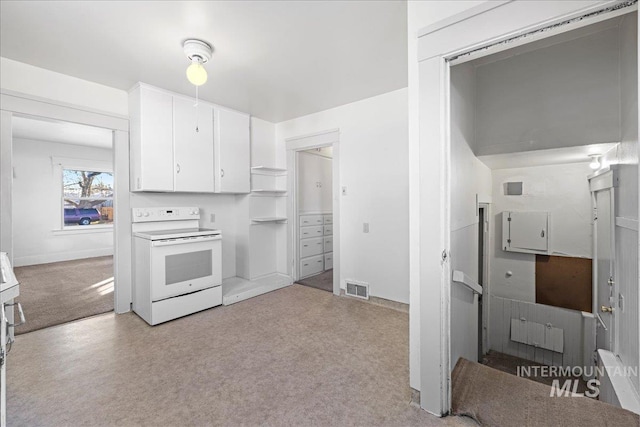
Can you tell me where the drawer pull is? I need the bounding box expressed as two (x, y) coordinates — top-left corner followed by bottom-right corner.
(317, 260), (322, 263)
(303, 245), (308, 247)
(317, 242), (322, 245)
(304, 263), (309, 266)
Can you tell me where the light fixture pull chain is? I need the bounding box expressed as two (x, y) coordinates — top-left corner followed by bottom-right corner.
(195, 85), (199, 132)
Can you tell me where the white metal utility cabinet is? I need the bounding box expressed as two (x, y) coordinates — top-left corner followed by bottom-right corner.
(132, 207), (222, 325)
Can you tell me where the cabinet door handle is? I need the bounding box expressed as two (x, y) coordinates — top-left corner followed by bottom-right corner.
(221, 169), (225, 177)
(176, 164), (181, 174)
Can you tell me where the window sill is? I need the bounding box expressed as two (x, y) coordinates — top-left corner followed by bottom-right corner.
(52, 226), (113, 236)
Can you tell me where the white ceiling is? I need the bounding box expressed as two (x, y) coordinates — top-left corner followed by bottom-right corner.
(477, 142), (618, 170)
(0, 1), (408, 123)
(12, 116), (113, 149)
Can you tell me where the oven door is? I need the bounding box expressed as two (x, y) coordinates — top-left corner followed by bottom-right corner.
(149, 235), (222, 301)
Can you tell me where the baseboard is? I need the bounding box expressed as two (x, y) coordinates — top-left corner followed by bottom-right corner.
(14, 248), (113, 267)
(339, 289), (409, 313)
(410, 388), (421, 408)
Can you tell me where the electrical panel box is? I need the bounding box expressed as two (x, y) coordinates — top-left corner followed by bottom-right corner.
(502, 211), (549, 254)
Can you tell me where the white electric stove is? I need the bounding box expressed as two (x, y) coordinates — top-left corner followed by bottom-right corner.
(132, 207), (222, 325)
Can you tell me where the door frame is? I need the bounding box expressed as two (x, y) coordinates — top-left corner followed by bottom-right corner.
(286, 129), (340, 295)
(478, 203), (490, 357)
(0, 89), (132, 314)
(589, 167), (619, 354)
(414, 0), (636, 415)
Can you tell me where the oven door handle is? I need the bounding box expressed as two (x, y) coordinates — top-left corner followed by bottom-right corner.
(151, 235), (221, 247)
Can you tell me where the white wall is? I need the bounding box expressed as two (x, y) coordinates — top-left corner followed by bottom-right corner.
(490, 163), (594, 302)
(474, 26), (621, 156)
(407, 0), (489, 392)
(449, 62), (492, 368)
(276, 88), (409, 304)
(12, 138), (114, 266)
(0, 57), (128, 116)
(297, 151), (332, 213)
(251, 117), (276, 167)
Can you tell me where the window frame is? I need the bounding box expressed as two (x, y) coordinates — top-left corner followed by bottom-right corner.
(52, 157), (114, 232)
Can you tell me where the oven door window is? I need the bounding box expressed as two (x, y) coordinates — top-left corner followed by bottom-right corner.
(165, 250), (213, 286)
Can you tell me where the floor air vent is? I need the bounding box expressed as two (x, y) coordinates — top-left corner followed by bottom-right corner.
(345, 280), (369, 300)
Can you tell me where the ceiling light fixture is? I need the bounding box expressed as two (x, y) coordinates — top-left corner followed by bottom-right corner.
(183, 39), (212, 86)
(589, 154), (601, 170)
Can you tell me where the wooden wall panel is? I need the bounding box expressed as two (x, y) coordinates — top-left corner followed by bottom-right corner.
(535, 255), (592, 312)
(488, 295), (584, 367)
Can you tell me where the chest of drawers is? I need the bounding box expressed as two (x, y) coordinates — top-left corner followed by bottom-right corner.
(299, 213), (333, 278)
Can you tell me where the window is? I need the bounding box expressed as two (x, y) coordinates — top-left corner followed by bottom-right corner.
(63, 169), (113, 227)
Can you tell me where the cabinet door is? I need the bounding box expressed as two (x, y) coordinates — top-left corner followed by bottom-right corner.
(215, 108), (250, 193)
(504, 211), (548, 253)
(133, 87), (174, 191)
(173, 98), (215, 192)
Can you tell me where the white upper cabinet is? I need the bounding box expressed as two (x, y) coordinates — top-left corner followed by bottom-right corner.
(214, 108), (250, 193)
(129, 85), (174, 192)
(502, 211), (549, 254)
(173, 98), (215, 192)
(129, 83), (250, 193)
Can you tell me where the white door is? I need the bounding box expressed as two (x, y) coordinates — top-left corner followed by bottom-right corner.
(173, 98), (215, 192)
(595, 188), (615, 352)
(214, 109), (250, 193)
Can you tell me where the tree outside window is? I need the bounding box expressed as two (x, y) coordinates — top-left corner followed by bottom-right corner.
(63, 169), (114, 227)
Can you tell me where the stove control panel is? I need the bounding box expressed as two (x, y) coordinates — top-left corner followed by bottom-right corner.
(132, 207), (200, 222)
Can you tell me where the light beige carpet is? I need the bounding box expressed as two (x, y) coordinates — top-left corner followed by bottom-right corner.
(8, 285), (474, 426)
(13, 256), (114, 334)
(452, 358), (640, 426)
(297, 269), (333, 292)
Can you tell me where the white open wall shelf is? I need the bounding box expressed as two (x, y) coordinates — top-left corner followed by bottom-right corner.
(251, 166), (287, 174)
(225, 164), (292, 306)
(251, 166), (287, 194)
(251, 217), (288, 223)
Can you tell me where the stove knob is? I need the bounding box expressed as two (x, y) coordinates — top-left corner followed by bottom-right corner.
(192, 210), (198, 215)
(135, 211), (142, 217)
(144, 212), (150, 217)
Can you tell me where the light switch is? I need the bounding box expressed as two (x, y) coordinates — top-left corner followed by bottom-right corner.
(363, 223), (369, 233)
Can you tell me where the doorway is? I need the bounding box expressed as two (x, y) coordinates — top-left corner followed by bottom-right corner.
(478, 203), (489, 359)
(12, 116), (115, 334)
(10, 116), (115, 333)
(295, 147), (333, 292)
(0, 91), (131, 332)
(591, 174), (617, 353)
(419, 2), (639, 415)
(286, 129), (340, 296)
